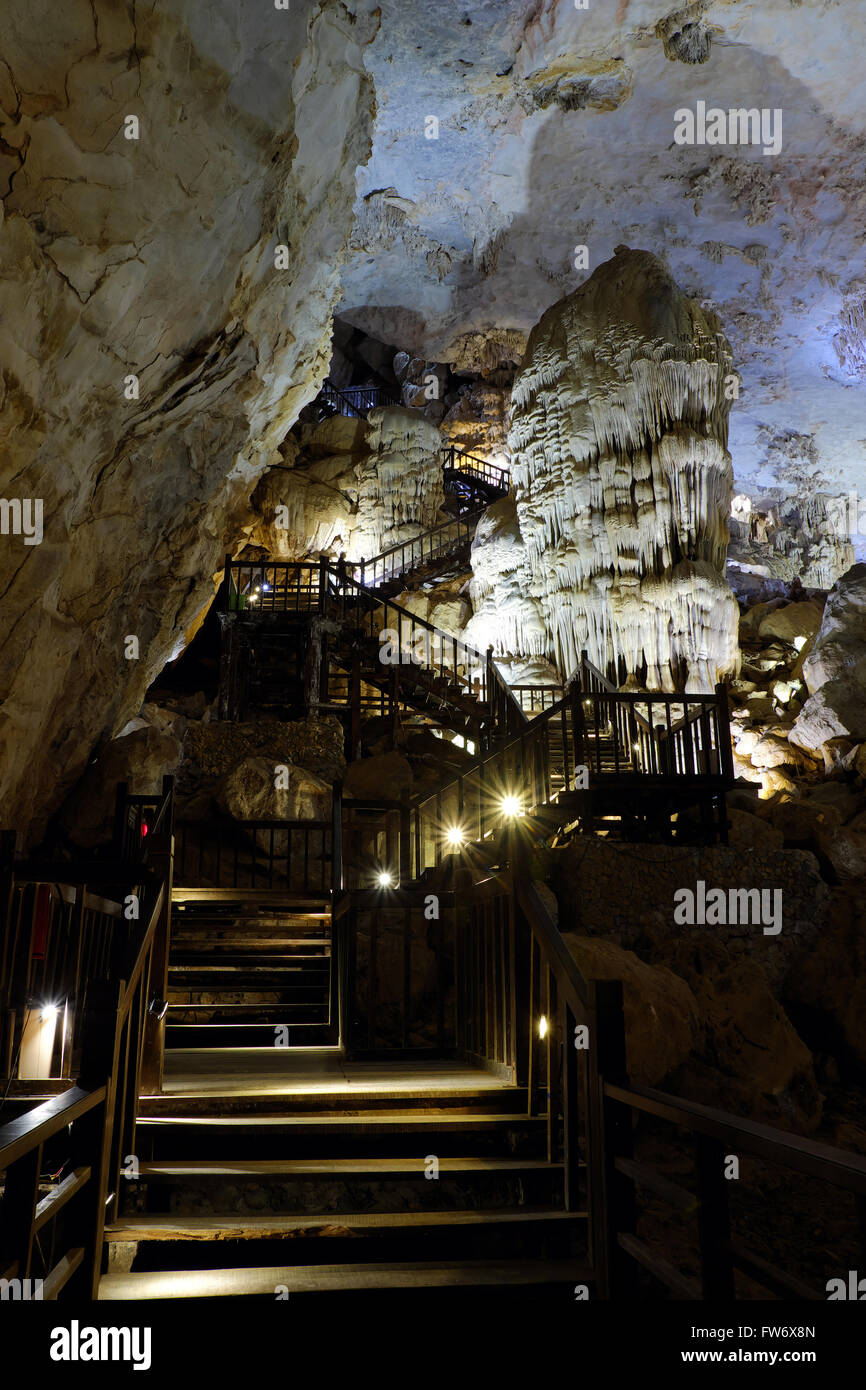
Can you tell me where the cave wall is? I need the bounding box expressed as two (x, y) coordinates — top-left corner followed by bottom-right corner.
(0, 0), (379, 840)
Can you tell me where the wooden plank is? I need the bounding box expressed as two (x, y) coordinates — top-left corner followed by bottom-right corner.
(34, 1167), (91, 1233)
(135, 1112), (547, 1132)
(0, 1087), (106, 1170)
(138, 1157), (565, 1178)
(728, 1241), (822, 1300)
(614, 1156), (697, 1214)
(42, 1248), (85, 1301)
(105, 1207), (584, 1241)
(605, 1081), (866, 1193)
(171, 890), (330, 910)
(99, 1258), (592, 1300)
(617, 1234), (701, 1300)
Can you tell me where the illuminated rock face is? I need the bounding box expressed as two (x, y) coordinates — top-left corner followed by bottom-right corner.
(499, 247), (740, 692)
(0, 0), (379, 837)
(248, 407), (443, 563)
(353, 407), (444, 559)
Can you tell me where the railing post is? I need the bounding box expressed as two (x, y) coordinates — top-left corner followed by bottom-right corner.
(715, 682), (733, 780)
(586, 977), (635, 1300)
(76, 975), (125, 1294)
(139, 791), (174, 1096)
(696, 1134), (735, 1300)
(332, 780), (343, 894)
(399, 787), (411, 884)
(486, 646), (496, 730)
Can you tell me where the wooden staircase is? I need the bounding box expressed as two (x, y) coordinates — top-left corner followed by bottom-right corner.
(166, 893), (334, 1049)
(100, 1070), (590, 1301)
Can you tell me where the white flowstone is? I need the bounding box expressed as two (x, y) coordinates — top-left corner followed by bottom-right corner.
(473, 248), (740, 692)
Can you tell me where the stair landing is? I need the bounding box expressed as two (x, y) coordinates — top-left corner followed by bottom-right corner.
(157, 1048), (514, 1100)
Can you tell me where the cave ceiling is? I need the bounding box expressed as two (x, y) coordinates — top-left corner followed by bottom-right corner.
(338, 0), (866, 503)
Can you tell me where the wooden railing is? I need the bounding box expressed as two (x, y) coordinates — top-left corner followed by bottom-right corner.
(174, 817), (332, 893)
(356, 508), (485, 591)
(575, 655), (733, 782)
(442, 444), (510, 495)
(457, 859), (629, 1293)
(0, 811), (172, 1297)
(319, 380), (400, 418)
(602, 1080), (866, 1299)
(224, 557), (323, 614)
(1, 779), (175, 1083)
(510, 684), (564, 716)
(321, 567), (491, 712)
(112, 774), (175, 863)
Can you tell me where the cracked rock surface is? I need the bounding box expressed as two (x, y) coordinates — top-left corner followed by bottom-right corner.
(0, 0), (379, 838)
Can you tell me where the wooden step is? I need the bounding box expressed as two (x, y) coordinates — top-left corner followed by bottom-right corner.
(99, 1258), (591, 1300)
(135, 1112), (545, 1134)
(172, 890), (330, 910)
(135, 1157), (564, 1179)
(171, 940), (330, 953)
(139, 1088), (525, 1117)
(104, 1208), (584, 1241)
(167, 1002), (328, 1015)
(164, 1022), (334, 1047)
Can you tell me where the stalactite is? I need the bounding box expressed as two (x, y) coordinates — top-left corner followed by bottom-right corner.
(473, 247), (740, 692)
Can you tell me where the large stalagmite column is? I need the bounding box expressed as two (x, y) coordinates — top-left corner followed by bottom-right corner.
(504, 245), (740, 692)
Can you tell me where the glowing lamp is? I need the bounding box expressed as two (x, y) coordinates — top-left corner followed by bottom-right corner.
(538, 1015), (549, 1040)
(377, 871), (395, 889)
(445, 826), (465, 848)
(501, 794), (521, 818)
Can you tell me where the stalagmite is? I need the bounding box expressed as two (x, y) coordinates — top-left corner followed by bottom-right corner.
(354, 407), (444, 558)
(475, 246), (740, 692)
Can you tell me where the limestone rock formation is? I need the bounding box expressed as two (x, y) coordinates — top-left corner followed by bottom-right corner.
(0, 0), (379, 842)
(727, 493), (855, 601)
(441, 378), (512, 462)
(58, 723), (183, 849)
(790, 566), (866, 762)
(473, 248), (740, 691)
(217, 757), (331, 823)
(248, 406), (443, 564)
(464, 495), (545, 661)
(561, 934), (701, 1088)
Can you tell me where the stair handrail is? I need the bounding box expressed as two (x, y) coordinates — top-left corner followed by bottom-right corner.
(320, 379), (401, 418)
(357, 507), (486, 590)
(0, 824), (172, 1298)
(322, 563), (493, 708)
(442, 443), (510, 493)
(574, 653), (733, 782)
(486, 650), (530, 739)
